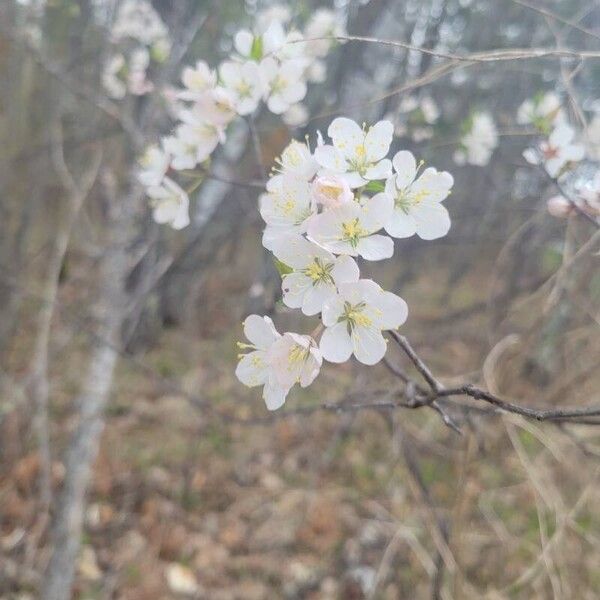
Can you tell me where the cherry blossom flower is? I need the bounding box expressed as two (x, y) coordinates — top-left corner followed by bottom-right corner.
(260, 175), (316, 250)
(268, 333), (322, 393)
(112, 0), (168, 47)
(272, 140), (319, 182)
(163, 133), (199, 171)
(236, 316), (321, 410)
(272, 234), (360, 315)
(312, 175), (354, 210)
(523, 123), (585, 178)
(320, 279), (408, 365)
(517, 92), (564, 130)
(384, 151), (453, 240)
(304, 8), (345, 57)
(138, 144), (169, 187)
(178, 60), (216, 102)
(260, 58), (307, 114)
(176, 110), (225, 163)
(194, 87), (237, 127)
(315, 118), (393, 188)
(235, 314), (280, 387)
(219, 61), (264, 116)
(234, 20), (286, 61)
(147, 177), (190, 230)
(307, 192), (394, 260)
(454, 112), (498, 167)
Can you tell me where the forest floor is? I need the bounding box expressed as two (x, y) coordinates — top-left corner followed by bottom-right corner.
(2, 256), (600, 599)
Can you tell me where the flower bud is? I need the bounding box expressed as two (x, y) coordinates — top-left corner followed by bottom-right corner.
(312, 175), (353, 209)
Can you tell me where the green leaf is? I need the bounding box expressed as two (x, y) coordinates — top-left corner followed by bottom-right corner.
(273, 257), (293, 276)
(250, 36), (263, 61)
(363, 180), (386, 193)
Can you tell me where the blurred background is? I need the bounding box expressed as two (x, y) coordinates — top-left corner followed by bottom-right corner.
(1, 0), (600, 598)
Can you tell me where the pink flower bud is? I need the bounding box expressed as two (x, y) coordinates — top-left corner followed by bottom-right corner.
(546, 195), (573, 218)
(312, 175), (353, 210)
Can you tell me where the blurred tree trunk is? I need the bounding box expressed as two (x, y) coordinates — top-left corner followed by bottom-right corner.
(41, 180), (139, 600)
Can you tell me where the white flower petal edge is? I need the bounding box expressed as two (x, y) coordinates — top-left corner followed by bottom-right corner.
(320, 279), (408, 365)
(271, 234), (359, 315)
(384, 151), (453, 240)
(307, 193), (394, 260)
(236, 316), (322, 411)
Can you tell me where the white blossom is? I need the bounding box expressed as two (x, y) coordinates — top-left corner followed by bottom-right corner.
(163, 133), (199, 171)
(523, 123), (585, 178)
(260, 58), (307, 114)
(219, 61), (264, 116)
(194, 87), (237, 127)
(147, 177), (190, 230)
(177, 109), (226, 163)
(138, 144), (170, 187)
(178, 61), (216, 102)
(457, 112), (498, 167)
(517, 92), (564, 129)
(272, 140), (319, 181)
(304, 9), (345, 57)
(384, 151), (453, 240)
(236, 316), (321, 410)
(260, 175), (316, 250)
(577, 173), (600, 217)
(234, 20), (286, 61)
(272, 234), (360, 315)
(112, 0), (168, 47)
(307, 192), (394, 260)
(315, 118), (394, 188)
(320, 279), (408, 365)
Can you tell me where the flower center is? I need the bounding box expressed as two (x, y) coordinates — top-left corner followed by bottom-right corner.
(287, 344), (308, 365)
(235, 80), (252, 98)
(341, 301), (372, 330)
(304, 258), (334, 284)
(271, 75), (287, 95)
(341, 217), (366, 247)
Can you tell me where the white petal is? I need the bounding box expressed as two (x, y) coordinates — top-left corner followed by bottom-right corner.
(364, 120), (393, 162)
(321, 295), (345, 327)
(360, 192), (394, 232)
(320, 322), (353, 363)
(367, 291), (408, 330)
(356, 234), (394, 261)
(328, 117), (364, 160)
(299, 349), (322, 387)
(563, 144), (585, 162)
(385, 209), (418, 238)
(263, 381), (289, 410)
(281, 272), (311, 309)
(364, 158), (392, 181)
(234, 30), (253, 56)
(392, 151), (417, 189)
(340, 171), (368, 189)
(271, 234), (316, 268)
(314, 145), (347, 173)
(302, 283), (336, 316)
(352, 327), (387, 365)
(235, 351), (269, 387)
(331, 255), (360, 285)
(243, 314), (279, 350)
(412, 202), (451, 240)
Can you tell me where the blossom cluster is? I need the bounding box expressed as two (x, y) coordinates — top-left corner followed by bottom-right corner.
(236, 117), (454, 410)
(102, 0), (171, 100)
(137, 7), (345, 229)
(517, 91), (599, 220)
